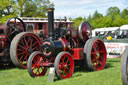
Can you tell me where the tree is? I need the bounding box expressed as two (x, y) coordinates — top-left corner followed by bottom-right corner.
(121, 8), (128, 18)
(87, 14), (92, 22)
(14, 0), (54, 17)
(0, 0), (17, 23)
(0, 0), (54, 23)
(106, 6), (120, 17)
(92, 10), (103, 19)
(72, 17), (86, 28)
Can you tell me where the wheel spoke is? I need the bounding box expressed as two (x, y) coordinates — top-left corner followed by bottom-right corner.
(59, 65), (63, 70)
(17, 52), (26, 56)
(63, 68), (66, 76)
(14, 18), (17, 27)
(32, 46), (38, 51)
(67, 63), (71, 66)
(31, 42), (38, 48)
(99, 51), (104, 54)
(8, 25), (15, 30)
(36, 68), (40, 74)
(66, 59), (69, 64)
(17, 48), (23, 51)
(98, 60), (102, 65)
(22, 54), (28, 62)
(62, 58), (65, 63)
(96, 42), (100, 51)
(91, 52), (96, 55)
(18, 44), (26, 50)
(91, 57), (95, 63)
(30, 38), (33, 48)
(31, 64), (37, 70)
(19, 56), (24, 61)
(24, 37), (28, 47)
(27, 36), (31, 44)
(36, 57), (42, 66)
(8, 30), (16, 36)
(66, 66), (70, 71)
(93, 55), (98, 65)
(92, 45), (97, 52)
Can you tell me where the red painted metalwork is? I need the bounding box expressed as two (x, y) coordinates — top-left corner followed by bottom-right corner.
(27, 52), (47, 77)
(10, 32), (41, 69)
(24, 7), (107, 80)
(84, 38), (107, 71)
(72, 48), (84, 60)
(90, 39), (106, 70)
(54, 52), (74, 79)
(59, 38), (70, 51)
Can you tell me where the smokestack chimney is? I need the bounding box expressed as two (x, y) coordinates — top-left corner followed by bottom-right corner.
(47, 7), (55, 39)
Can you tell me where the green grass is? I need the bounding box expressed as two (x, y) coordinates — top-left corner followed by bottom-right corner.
(0, 58), (122, 85)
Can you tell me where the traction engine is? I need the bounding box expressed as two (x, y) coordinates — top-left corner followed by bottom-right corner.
(0, 18), (26, 66)
(10, 7), (107, 79)
(27, 7), (107, 79)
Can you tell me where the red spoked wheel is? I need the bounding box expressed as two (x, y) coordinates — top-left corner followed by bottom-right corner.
(84, 38), (106, 71)
(10, 32), (41, 69)
(54, 51), (74, 79)
(121, 47), (128, 85)
(4, 17), (26, 41)
(27, 51), (47, 77)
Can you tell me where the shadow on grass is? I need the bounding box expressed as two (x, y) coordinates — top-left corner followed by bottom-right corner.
(104, 62), (113, 69)
(0, 63), (16, 70)
(54, 62), (114, 81)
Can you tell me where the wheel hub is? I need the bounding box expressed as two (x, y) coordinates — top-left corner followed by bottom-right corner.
(96, 52), (100, 58)
(28, 48), (33, 53)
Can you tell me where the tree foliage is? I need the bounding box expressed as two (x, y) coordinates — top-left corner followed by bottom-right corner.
(0, 0), (54, 23)
(72, 6), (128, 30)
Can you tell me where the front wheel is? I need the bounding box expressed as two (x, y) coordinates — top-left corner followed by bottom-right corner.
(27, 51), (47, 77)
(54, 51), (74, 79)
(84, 38), (107, 71)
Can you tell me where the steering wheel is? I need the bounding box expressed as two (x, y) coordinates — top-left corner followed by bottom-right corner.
(4, 17), (26, 41)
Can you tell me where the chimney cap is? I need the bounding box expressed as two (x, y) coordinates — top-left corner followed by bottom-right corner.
(47, 6), (54, 11)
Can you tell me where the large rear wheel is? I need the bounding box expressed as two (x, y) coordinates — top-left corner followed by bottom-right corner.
(121, 46), (128, 85)
(84, 38), (107, 71)
(10, 32), (41, 69)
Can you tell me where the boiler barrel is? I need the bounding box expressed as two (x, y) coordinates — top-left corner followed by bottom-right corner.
(41, 38), (69, 58)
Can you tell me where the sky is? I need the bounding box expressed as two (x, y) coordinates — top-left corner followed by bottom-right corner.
(51, 0), (128, 18)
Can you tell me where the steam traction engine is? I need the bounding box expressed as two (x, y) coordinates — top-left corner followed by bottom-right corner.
(10, 7), (107, 79)
(26, 7), (107, 79)
(0, 18), (26, 66)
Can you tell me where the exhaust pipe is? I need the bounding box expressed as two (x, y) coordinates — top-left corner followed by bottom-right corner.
(47, 7), (55, 39)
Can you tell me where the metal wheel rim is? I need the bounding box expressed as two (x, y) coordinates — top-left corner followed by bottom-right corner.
(90, 39), (106, 70)
(30, 53), (47, 76)
(16, 33), (41, 68)
(121, 47), (128, 85)
(55, 52), (74, 79)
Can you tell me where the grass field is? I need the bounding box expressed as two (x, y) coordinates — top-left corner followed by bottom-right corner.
(0, 58), (122, 85)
